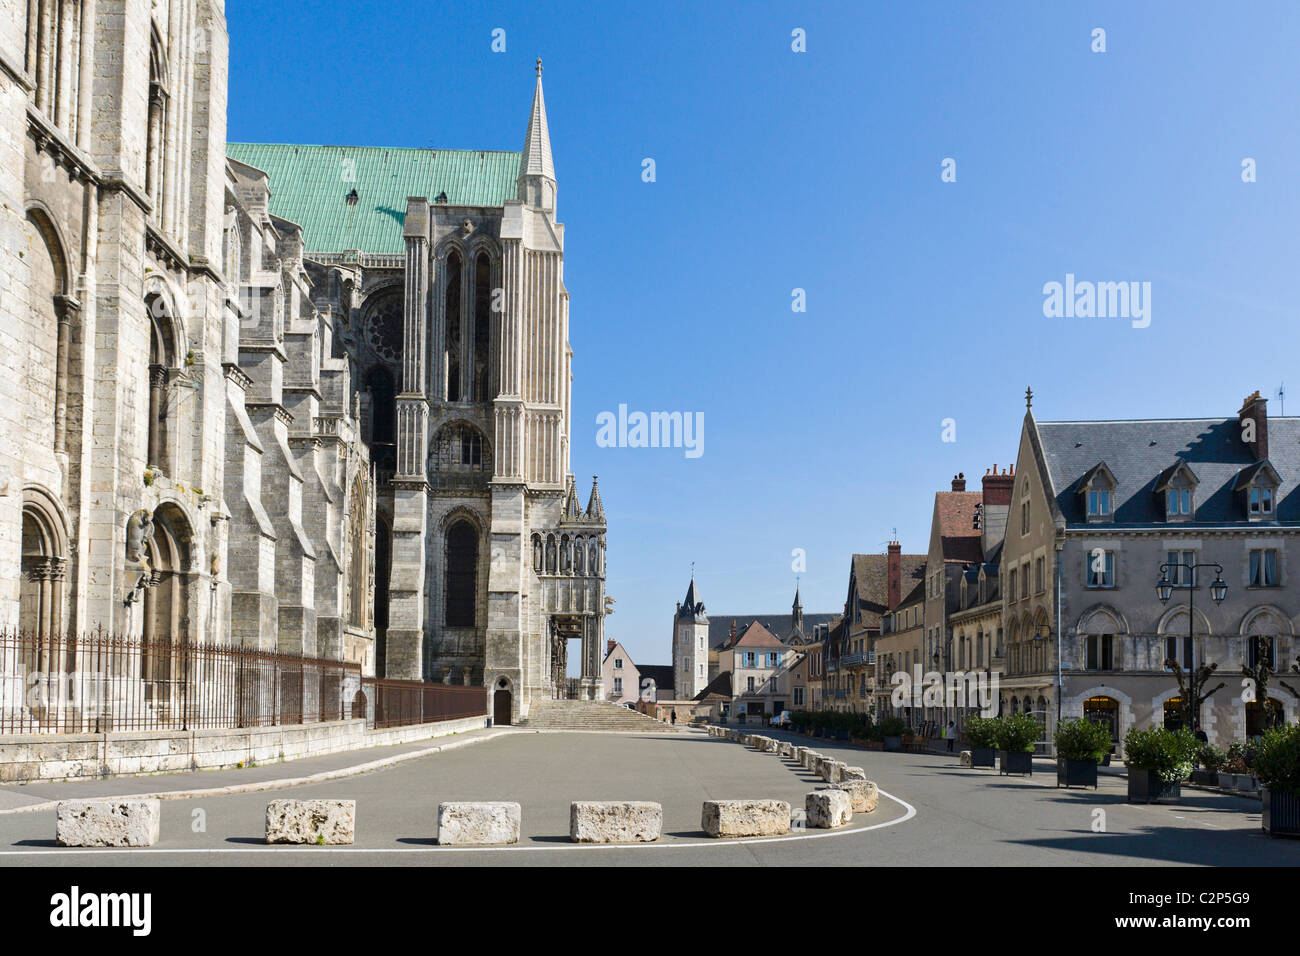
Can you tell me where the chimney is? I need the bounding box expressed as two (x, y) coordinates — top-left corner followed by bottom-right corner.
(951, 472), (966, 492)
(982, 464), (1014, 507)
(1239, 390), (1268, 461)
(887, 541), (902, 610)
(606, 638), (616, 656)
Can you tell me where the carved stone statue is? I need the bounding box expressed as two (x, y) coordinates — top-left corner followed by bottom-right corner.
(126, 509), (154, 574)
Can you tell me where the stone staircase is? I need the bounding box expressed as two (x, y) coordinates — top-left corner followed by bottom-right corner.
(520, 698), (686, 733)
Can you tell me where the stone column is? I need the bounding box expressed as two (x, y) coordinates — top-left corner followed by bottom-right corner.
(385, 199), (431, 679)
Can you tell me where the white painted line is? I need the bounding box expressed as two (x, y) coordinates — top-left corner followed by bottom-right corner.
(0, 789), (917, 855)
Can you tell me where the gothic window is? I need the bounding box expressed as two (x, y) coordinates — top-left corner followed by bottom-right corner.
(146, 294), (177, 476)
(145, 23), (170, 219)
(26, 2), (87, 137)
(347, 474), (368, 627)
(363, 366), (396, 472)
(142, 504), (193, 684)
(444, 520), (478, 627)
(444, 251), (462, 401)
(363, 296), (402, 365)
(430, 423), (490, 483)
(24, 210), (68, 452)
(473, 252), (492, 402)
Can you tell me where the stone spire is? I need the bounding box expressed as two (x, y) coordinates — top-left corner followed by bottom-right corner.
(585, 475), (604, 521)
(791, 581), (804, 638)
(517, 58), (556, 210)
(677, 575), (706, 622)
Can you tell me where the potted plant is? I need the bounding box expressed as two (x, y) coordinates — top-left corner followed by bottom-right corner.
(1192, 742), (1225, 786)
(1219, 741), (1256, 790)
(1253, 724), (1300, 837)
(1124, 727), (1197, 803)
(997, 713), (1041, 775)
(963, 715), (1000, 769)
(1054, 718), (1110, 788)
(877, 715), (906, 752)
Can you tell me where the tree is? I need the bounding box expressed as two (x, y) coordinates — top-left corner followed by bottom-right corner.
(1165, 657), (1225, 731)
(1242, 636), (1285, 731)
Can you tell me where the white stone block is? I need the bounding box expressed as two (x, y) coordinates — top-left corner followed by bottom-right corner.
(702, 799), (791, 837)
(833, 780), (879, 813)
(265, 799), (356, 844)
(841, 765), (867, 781)
(436, 801), (521, 845)
(569, 801), (662, 843)
(56, 799), (161, 847)
(806, 789), (852, 828)
(959, 749), (973, 768)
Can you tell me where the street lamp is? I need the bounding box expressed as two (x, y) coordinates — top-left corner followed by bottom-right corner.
(1156, 559), (1227, 729)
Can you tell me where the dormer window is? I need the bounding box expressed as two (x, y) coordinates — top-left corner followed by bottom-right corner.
(1155, 460), (1198, 523)
(1233, 460), (1280, 523)
(1087, 490), (1111, 517)
(1078, 462), (1116, 522)
(1249, 486), (1273, 516)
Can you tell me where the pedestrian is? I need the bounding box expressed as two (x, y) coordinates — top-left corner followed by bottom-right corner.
(671, 708), (677, 725)
(947, 721), (956, 752)
(1193, 722), (1208, 743)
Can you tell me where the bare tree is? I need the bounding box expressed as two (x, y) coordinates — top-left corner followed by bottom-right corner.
(1165, 657), (1225, 731)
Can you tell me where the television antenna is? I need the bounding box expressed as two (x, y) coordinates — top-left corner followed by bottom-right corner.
(1277, 383), (1286, 416)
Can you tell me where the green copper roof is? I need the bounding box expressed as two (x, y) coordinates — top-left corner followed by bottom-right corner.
(225, 143), (522, 255)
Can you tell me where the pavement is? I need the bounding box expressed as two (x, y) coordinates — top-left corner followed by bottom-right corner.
(0, 727), (1294, 866)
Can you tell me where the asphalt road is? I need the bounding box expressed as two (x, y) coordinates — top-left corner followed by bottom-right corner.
(0, 728), (1293, 866)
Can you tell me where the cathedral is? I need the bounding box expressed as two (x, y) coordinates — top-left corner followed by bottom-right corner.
(0, 1), (606, 720)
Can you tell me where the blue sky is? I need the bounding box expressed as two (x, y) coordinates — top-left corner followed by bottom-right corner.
(228, 1), (1300, 668)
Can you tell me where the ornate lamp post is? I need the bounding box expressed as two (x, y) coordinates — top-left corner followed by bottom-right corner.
(1156, 559), (1228, 729)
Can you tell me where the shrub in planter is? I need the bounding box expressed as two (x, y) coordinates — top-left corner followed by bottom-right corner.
(997, 713), (1041, 775)
(1054, 718), (1110, 789)
(876, 715), (906, 752)
(1252, 724), (1300, 836)
(1124, 727), (1197, 803)
(963, 715), (1000, 768)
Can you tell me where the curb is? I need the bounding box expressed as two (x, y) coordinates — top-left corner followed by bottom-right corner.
(0, 728), (515, 816)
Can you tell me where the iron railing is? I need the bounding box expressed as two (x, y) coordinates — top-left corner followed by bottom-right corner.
(0, 629), (484, 735)
(361, 677), (485, 729)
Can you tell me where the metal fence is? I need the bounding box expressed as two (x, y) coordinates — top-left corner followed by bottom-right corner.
(362, 677), (485, 729)
(0, 629), (483, 735)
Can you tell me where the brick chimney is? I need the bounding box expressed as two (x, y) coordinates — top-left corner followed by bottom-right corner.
(982, 463), (1014, 506)
(606, 638), (616, 656)
(887, 541), (902, 609)
(1239, 391), (1268, 461)
(951, 472), (966, 491)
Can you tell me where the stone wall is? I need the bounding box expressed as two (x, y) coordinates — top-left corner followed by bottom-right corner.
(0, 714), (486, 783)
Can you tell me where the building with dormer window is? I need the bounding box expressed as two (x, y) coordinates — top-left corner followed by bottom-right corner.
(1001, 389), (1300, 752)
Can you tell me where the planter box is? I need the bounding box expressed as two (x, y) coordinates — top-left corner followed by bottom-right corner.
(970, 746), (997, 769)
(1262, 789), (1300, 837)
(1218, 771), (1235, 789)
(999, 750), (1033, 775)
(1057, 757), (1099, 789)
(1128, 768), (1181, 804)
(835, 730), (850, 741)
(883, 736), (902, 752)
(1189, 769), (1217, 786)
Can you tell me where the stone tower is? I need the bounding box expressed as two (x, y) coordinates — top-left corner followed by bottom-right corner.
(673, 576), (709, 700)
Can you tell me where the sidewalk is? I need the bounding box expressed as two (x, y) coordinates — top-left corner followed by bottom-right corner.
(0, 725), (513, 814)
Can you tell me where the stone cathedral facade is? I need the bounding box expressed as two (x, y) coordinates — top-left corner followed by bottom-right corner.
(0, 0), (606, 720)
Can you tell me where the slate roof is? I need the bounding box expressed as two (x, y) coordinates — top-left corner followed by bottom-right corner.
(849, 553), (925, 632)
(707, 612), (837, 649)
(694, 670), (732, 702)
(225, 144), (521, 255)
(1035, 417), (1300, 526)
(638, 665), (674, 695)
(677, 577), (707, 622)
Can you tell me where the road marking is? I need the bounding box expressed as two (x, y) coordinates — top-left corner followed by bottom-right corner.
(0, 789), (916, 856)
